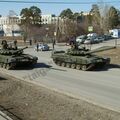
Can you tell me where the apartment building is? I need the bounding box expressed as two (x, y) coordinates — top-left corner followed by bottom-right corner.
(41, 14), (58, 24)
(0, 16), (21, 36)
(0, 12), (89, 37)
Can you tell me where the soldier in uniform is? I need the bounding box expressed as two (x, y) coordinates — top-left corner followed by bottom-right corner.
(29, 39), (32, 46)
(13, 40), (17, 50)
(36, 43), (39, 52)
(1, 40), (8, 49)
(52, 39), (55, 50)
(71, 41), (78, 50)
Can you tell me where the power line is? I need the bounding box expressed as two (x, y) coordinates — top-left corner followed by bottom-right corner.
(0, 0), (120, 4)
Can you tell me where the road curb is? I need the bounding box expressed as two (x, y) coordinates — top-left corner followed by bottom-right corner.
(0, 111), (13, 120)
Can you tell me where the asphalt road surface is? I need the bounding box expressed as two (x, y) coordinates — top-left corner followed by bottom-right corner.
(0, 39), (120, 112)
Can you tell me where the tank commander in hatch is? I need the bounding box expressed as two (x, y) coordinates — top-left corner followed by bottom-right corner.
(13, 40), (18, 50)
(1, 40), (8, 49)
(71, 41), (78, 50)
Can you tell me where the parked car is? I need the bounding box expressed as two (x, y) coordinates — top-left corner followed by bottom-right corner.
(76, 35), (87, 44)
(104, 34), (113, 40)
(94, 36), (105, 43)
(34, 43), (49, 51)
(87, 33), (97, 38)
(84, 37), (94, 44)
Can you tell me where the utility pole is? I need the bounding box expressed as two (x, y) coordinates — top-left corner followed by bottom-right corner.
(115, 38), (117, 48)
(55, 16), (60, 43)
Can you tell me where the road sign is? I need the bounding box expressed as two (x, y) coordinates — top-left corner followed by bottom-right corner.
(88, 26), (93, 32)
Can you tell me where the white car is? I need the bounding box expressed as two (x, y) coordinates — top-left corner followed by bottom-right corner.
(76, 35), (87, 44)
(34, 44), (49, 51)
(84, 37), (94, 44)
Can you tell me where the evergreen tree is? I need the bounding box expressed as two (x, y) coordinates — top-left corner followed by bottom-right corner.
(59, 8), (73, 19)
(107, 6), (119, 29)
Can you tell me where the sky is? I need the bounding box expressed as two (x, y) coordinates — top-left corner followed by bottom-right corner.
(0, 0), (119, 16)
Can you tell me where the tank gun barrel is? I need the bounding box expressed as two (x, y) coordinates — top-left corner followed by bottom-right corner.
(67, 46), (115, 56)
(18, 46), (28, 51)
(86, 46), (116, 54)
(12, 46), (28, 55)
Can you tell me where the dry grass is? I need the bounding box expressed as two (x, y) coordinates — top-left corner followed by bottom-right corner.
(96, 47), (120, 65)
(0, 74), (120, 120)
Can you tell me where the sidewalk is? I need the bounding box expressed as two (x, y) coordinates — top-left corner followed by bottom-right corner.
(0, 111), (13, 120)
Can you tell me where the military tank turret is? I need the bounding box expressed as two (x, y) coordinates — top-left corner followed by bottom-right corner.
(51, 45), (111, 71)
(0, 40), (38, 70)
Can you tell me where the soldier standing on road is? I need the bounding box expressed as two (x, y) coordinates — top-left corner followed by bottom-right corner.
(52, 39), (55, 50)
(29, 39), (32, 46)
(36, 43), (39, 52)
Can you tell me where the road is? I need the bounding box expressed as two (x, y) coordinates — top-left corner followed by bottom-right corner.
(0, 111), (13, 120)
(0, 39), (120, 112)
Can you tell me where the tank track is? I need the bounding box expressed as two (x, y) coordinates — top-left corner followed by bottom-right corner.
(0, 62), (16, 70)
(0, 50), (14, 55)
(0, 60), (37, 70)
(53, 60), (94, 71)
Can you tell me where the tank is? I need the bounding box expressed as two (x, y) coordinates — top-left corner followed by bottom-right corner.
(0, 44), (38, 70)
(51, 46), (111, 71)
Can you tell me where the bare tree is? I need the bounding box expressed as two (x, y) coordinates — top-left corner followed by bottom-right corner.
(97, 0), (110, 33)
(55, 18), (78, 42)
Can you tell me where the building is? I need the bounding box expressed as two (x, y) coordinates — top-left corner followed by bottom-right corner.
(0, 12), (90, 37)
(41, 14), (58, 24)
(0, 16), (21, 36)
(0, 14), (60, 37)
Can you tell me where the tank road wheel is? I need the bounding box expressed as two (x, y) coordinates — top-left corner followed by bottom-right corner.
(6, 64), (11, 70)
(32, 60), (37, 65)
(11, 63), (16, 69)
(53, 59), (57, 64)
(81, 65), (87, 71)
(66, 63), (71, 68)
(0, 63), (3, 68)
(61, 62), (66, 67)
(76, 65), (81, 70)
(3, 64), (6, 69)
(71, 64), (76, 69)
(56, 61), (61, 66)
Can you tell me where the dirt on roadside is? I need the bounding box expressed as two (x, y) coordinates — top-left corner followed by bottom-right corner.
(96, 47), (120, 65)
(0, 73), (120, 120)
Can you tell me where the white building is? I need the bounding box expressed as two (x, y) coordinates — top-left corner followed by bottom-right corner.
(0, 14), (61, 36)
(41, 14), (58, 24)
(0, 16), (21, 36)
